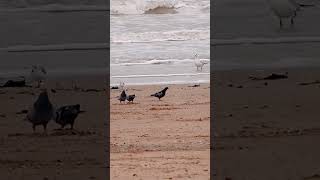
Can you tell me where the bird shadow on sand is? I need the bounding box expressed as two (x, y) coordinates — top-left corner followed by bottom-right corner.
(275, 25), (298, 33)
(112, 102), (140, 105)
(7, 129), (96, 137)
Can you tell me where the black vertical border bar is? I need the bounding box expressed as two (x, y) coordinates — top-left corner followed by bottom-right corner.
(106, 0), (110, 178)
(210, 0), (214, 179)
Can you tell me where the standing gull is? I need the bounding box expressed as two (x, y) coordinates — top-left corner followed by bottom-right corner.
(194, 53), (208, 71)
(267, 0), (299, 27)
(30, 65), (47, 88)
(25, 90), (54, 133)
(151, 87), (168, 100)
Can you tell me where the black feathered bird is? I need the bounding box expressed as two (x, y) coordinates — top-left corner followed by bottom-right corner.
(54, 104), (80, 129)
(127, 94), (135, 103)
(151, 87), (168, 100)
(25, 90), (54, 133)
(118, 90), (127, 103)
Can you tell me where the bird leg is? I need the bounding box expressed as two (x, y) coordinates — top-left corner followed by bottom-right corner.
(291, 17), (294, 25)
(32, 124), (36, 133)
(43, 123), (47, 134)
(279, 18), (282, 28)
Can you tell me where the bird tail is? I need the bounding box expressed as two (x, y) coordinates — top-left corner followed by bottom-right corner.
(151, 94), (155, 97)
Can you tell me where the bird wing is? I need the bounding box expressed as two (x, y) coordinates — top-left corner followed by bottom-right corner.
(200, 59), (209, 64)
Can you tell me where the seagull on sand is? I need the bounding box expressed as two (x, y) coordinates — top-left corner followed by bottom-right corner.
(119, 81), (125, 91)
(194, 53), (208, 71)
(30, 65), (47, 88)
(151, 87), (168, 100)
(54, 104), (81, 129)
(25, 89), (54, 133)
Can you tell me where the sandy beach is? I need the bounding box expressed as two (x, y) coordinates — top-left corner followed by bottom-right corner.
(213, 67), (320, 180)
(0, 74), (107, 179)
(110, 84), (210, 179)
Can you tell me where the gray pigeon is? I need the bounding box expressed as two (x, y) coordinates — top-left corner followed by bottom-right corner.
(151, 87), (168, 100)
(54, 104), (80, 129)
(118, 90), (127, 103)
(127, 94), (135, 103)
(25, 90), (54, 133)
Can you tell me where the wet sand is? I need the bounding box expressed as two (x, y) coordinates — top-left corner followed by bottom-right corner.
(0, 74), (107, 179)
(213, 67), (320, 180)
(110, 84), (210, 179)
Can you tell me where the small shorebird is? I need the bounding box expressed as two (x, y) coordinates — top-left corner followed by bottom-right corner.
(194, 53), (208, 71)
(151, 87), (168, 100)
(267, 0), (302, 27)
(119, 81), (125, 91)
(25, 89), (54, 133)
(30, 65), (47, 88)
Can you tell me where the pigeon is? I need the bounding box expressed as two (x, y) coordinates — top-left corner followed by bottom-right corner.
(25, 90), (54, 133)
(118, 90), (127, 103)
(127, 94), (136, 103)
(30, 65), (47, 88)
(194, 54), (208, 71)
(54, 104), (80, 129)
(151, 87), (168, 100)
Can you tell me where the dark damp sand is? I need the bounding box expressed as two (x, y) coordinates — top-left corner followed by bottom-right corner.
(110, 84), (210, 179)
(0, 74), (107, 179)
(213, 67), (320, 180)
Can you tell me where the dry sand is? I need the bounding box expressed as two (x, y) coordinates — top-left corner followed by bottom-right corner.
(110, 84), (210, 179)
(213, 67), (320, 180)
(0, 74), (107, 179)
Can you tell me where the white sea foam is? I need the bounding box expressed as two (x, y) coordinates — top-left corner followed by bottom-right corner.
(110, 58), (210, 66)
(112, 72), (209, 78)
(110, 79), (209, 86)
(112, 29), (209, 43)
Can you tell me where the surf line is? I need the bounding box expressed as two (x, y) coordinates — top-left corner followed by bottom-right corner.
(112, 73), (210, 78)
(211, 36), (320, 46)
(1, 43), (109, 52)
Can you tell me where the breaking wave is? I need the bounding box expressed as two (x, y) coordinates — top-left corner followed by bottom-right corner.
(111, 0), (179, 15)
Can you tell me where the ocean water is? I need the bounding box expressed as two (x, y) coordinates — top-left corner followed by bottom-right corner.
(110, 0), (210, 85)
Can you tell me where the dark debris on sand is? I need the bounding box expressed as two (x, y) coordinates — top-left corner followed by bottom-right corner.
(249, 73), (288, 80)
(298, 80), (320, 86)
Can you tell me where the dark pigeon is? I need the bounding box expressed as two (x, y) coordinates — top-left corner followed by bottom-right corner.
(54, 104), (80, 129)
(25, 90), (54, 133)
(127, 94), (135, 103)
(118, 90), (127, 103)
(151, 87), (168, 100)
